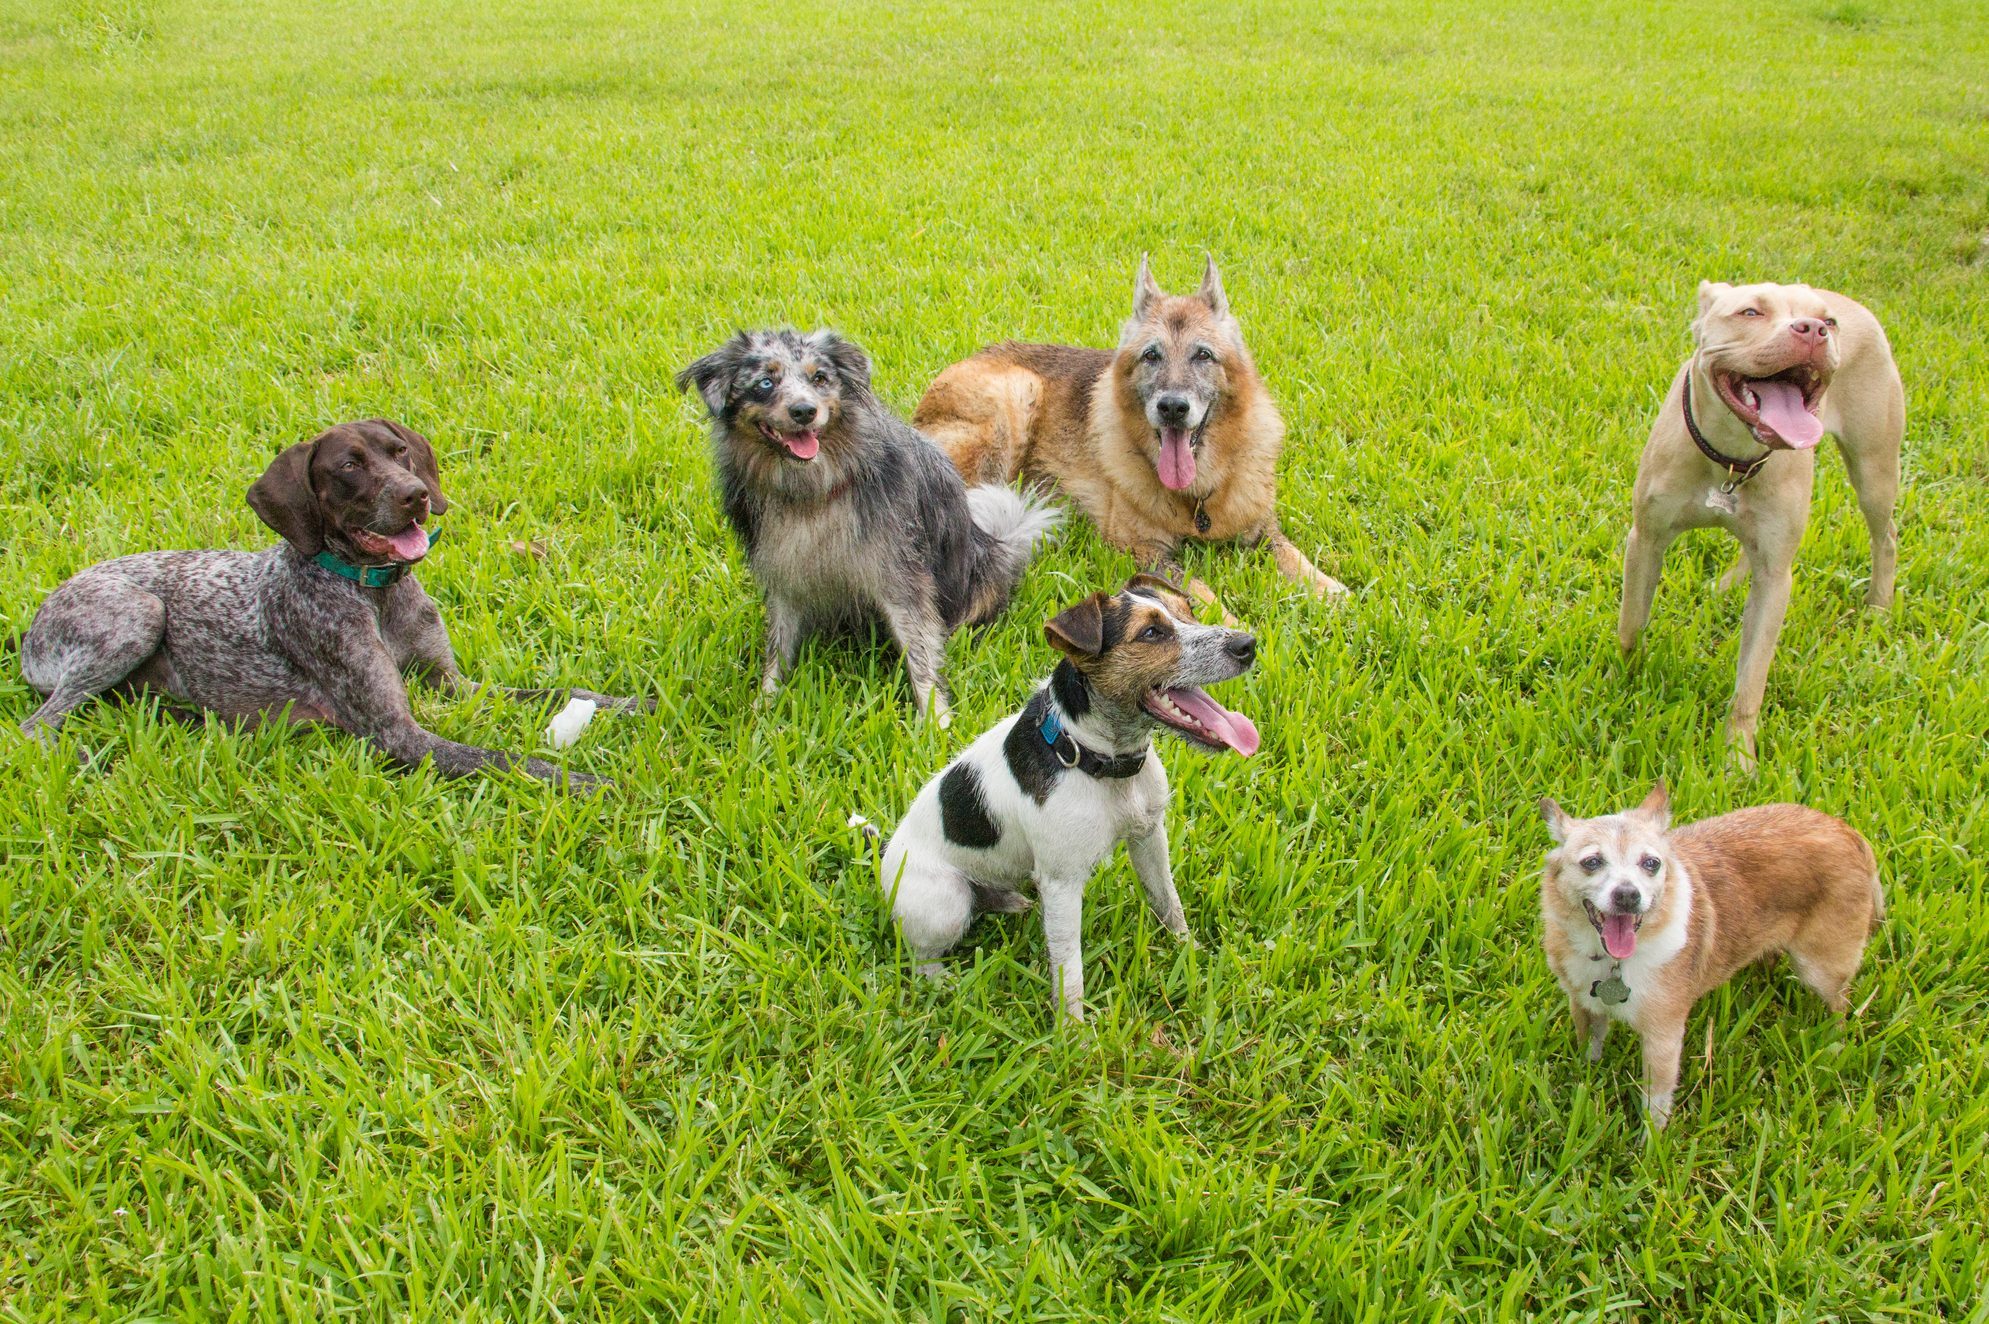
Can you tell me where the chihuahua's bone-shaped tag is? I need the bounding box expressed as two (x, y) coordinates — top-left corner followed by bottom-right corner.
(1592, 974), (1631, 1006)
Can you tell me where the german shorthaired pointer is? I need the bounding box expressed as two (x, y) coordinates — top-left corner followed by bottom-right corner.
(19, 418), (638, 789)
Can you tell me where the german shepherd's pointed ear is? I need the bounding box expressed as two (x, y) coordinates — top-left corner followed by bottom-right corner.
(809, 329), (872, 395)
(675, 332), (751, 416)
(1197, 255), (1229, 319)
(247, 436), (325, 555)
(1045, 593), (1108, 659)
(378, 418), (448, 515)
(1133, 253), (1164, 322)
(1538, 797), (1571, 844)
(1635, 781), (1671, 831)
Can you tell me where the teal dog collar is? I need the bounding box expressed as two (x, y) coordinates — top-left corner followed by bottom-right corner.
(313, 525), (442, 587)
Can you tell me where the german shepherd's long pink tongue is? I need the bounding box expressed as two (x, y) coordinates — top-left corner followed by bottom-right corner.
(1157, 427), (1196, 491)
(1163, 686), (1259, 755)
(1601, 913), (1638, 960)
(384, 524), (430, 561)
(1750, 379), (1823, 449)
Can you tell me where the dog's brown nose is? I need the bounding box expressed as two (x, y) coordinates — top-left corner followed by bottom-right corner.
(1789, 318), (1829, 345)
(396, 484), (430, 519)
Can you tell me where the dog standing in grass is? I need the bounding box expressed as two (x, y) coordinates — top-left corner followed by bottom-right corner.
(915, 257), (1344, 610)
(1537, 784), (1883, 1131)
(678, 329), (1057, 726)
(882, 575), (1259, 1022)
(1619, 281), (1904, 769)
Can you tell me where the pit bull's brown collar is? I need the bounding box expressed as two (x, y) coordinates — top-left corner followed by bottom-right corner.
(1683, 375), (1772, 486)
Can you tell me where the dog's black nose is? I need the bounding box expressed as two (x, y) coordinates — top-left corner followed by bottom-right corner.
(1225, 633), (1257, 666)
(788, 401), (819, 425)
(1608, 884), (1642, 914)
(1155, 395), (1191, 426)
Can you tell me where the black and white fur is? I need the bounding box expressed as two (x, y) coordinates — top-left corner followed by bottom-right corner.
(881, 577), (1258, 1021)
(678, 329), (1058, 725)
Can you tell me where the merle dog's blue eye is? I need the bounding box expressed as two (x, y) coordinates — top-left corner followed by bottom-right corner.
(755, 377), (774, 391)
(1580, 854), (1603, 873)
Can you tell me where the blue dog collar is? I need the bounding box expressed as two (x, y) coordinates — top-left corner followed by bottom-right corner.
(313, 524), (442, 587)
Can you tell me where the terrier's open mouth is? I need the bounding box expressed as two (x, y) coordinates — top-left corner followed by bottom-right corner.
(1139, 684), (1259, 755)
(758, 421), (821, 461)
(1582, 898), (1645, 960)
(1714, 364), (1827, 451)
(349, 521), (430, 563)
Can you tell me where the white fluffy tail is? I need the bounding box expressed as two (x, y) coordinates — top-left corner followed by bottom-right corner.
(960, 484), (1061, 627)
(965, 483), (1060, 551)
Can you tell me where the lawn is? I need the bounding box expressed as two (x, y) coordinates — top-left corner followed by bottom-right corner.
(3, 0), (1987, 1316)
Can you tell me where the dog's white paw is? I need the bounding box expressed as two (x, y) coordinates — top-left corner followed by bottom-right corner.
(1313, 574), (1351, 599)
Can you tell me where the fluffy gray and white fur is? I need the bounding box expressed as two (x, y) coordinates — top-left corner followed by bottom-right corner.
(677, 329), (1058, 725)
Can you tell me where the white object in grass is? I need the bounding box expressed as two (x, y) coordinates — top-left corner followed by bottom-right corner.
(546, 697), (598, 749)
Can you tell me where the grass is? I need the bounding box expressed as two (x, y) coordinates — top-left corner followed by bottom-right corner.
(2, 0), (1987, 1316)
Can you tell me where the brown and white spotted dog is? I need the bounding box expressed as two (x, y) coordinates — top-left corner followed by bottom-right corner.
(882, 575), (1259, 1022)
(18, 418), (641, 788)
(1538, 784), (1885, 1131)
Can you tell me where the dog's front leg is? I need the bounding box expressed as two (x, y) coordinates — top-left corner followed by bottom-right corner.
(760, 595), (804, 697)
(1260, 522), (1348, 598)
(1638, 1012), (1688, 1133)
(1127, 827), (1192, 942)
(1036, 874), (1087, 1023)
(1618, 520), (1677, 654)
(1569, 994), (1608, 1062)
(1727, 552), (1795, 772)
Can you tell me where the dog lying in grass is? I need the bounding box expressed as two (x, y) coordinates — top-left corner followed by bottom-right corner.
(1618, 281), (1904, 770)
(915, 256), (1344, 614)
(18, 418), (638, 788)
(1537, 784), (1883, 1131)
(679, 329), (1057, 726)
(882, 575), (1259, 1022)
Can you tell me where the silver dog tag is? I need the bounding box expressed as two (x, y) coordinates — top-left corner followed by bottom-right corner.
(1592, 975), (1631, 1006)
(1705, 489), (1739, 516)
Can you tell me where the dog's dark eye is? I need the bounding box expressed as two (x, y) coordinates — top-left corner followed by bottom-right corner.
(1192, 347), (1215, 363)
(1140, 346), (1162, 364)
(1640, 855), (1661, 875)
(1139, 624), (1170, 642)
(1738, 308), (1762, 318)
(811, 371), (829, 386)
(341, 459), (360, 472)
(394, 445), (409, 458)
(1824, 317), (1839, 329)
(1579, 854), (1603, 874)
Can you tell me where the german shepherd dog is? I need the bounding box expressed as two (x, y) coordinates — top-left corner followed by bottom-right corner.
(678, 329), (1058, 726)
(914, 257), (1344, 609)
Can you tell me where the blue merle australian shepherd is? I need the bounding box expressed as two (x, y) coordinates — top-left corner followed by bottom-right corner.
(678, 329), (1058, 725)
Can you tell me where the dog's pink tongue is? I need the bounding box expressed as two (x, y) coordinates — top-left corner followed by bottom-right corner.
(1157, 428), (1196, 491)
(1601, 913), (1638, 960)
(385, 524), (430, 562)
(1166, 686), (1260, 756)
(784, 430), (820, 460)
(1751, 379), (1823, 449)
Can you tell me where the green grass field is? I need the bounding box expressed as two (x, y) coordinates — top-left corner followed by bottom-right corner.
(4, 0), (1987, 1316)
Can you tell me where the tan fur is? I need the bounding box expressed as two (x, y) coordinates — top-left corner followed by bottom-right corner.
(1539, 786), (1883, 1131)
(914, 263), (1346, 604)
(1619, 281), (1905, 770)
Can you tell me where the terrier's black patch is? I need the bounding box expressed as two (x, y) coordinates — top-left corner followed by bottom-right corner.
(939, 762), (1001, 849)
(1049, 659), (1091, 721)
(1003, 689), (1065, 806)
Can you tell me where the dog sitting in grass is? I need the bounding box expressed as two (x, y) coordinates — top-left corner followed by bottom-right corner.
(915, 256), (1345, 613)
(1537, 784), (1884, 1131)
(679, 329), (1058, 726)
(881, 575), (1259, 1022)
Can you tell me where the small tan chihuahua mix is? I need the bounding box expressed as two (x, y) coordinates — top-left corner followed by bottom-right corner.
(1537, 784), (1883, 1131)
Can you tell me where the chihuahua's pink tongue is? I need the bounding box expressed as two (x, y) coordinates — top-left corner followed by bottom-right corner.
(1601, 913), (1638, 960)
(385, 524), (430, 561)
(1165, 686), (1260, 756)
(1157, 427), (1196, 491)
(1750, 379), (1823, 449)
(784, 430), (820, 460)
